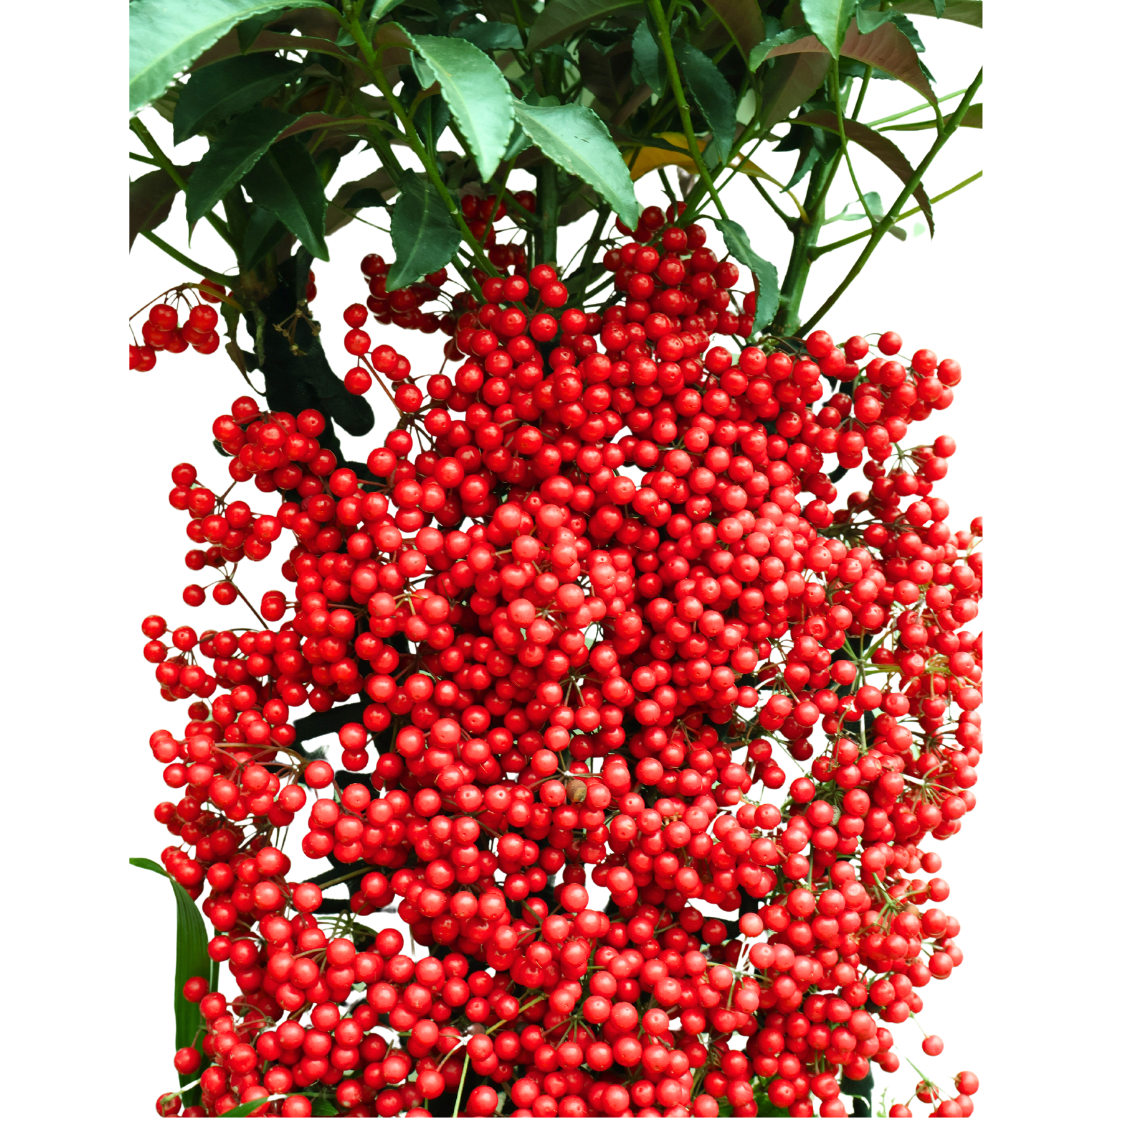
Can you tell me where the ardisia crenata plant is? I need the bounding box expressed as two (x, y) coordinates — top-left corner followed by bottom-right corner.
(129, 0), (983, 1120)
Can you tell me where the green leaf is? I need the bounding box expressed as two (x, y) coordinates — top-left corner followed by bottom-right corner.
(776, 120), (837, 189)
(130, 164), (194, 248)
(414, 92), (453, 150)
(218, 1095), (278, 1117)
(754, 1095), (792, 1117)
(765, 17), (936, 103)
(674, 40), (736, 167)
(242, 135), (330, 260)
(801, 0), (858, 58)
(365, 0), (407, 25)
(887, 12), (927, 54)
(577, 38), (626, 112)
(241, 204), (287, 268)
(713, 219), (779, 330)
(236, 13), (284, 53)
(129, 0), (332, 113)
(403, 32), (515, 182)
(749, 26), (814, 67)
(793, 108), (936, 234)
(526, 0), (640, 51)
(890, 0), (981, 26)
(632, 20), (665, 98)
(173, 54), (303, 143)
(757, 53), (831, 135)
(185, 106), (295, 225)
(455, 21), (524, 52)
(511, 100), (640, 227)
(703, 0), (767, 59)
(275, 111), (378, 142)
(856, 3), (895, 35)
(327, 168), (398, 236)
(386, 174), (462, 292)
(130, 858), (210, 1095)
(881, 103), (981, 130)
(828, 191), (905, 240)
(502, 121), (530, 163)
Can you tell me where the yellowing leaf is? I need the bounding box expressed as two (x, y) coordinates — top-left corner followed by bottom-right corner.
(628, 133), (778, 184)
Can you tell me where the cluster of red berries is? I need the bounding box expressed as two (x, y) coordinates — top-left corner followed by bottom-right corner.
(460, 188), (535, 275)
(129, 275), (319, 373)
(130, 295), (223, 370)
(143, 209), (981, 1119)
(337, 191), (537, 348)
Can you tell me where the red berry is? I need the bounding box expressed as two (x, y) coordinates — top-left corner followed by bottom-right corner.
(878, 329), (903, 354)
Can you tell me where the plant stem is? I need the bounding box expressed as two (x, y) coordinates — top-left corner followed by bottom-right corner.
(345, 17), (496, 277)
(866, 88), (968, 128)
(567, 206), (612, 305)
(309, 866), (367, 890)
(646, 0), (728, 220)
(849, 63), (873, 122)
(770, 152), (839, 336)
(537, 158), (558, 266)
(831, 63), (871, 220)
(748, 175), (797, 227)
(796, 67), (983, 335)
(337, 210), (390, 234)
(139, 230), (237, 283)
(812, 170), (982, 256)
(129, 117), (236, 250)
(452, 1050), (471, 1118)
(509, 0), (532, 63)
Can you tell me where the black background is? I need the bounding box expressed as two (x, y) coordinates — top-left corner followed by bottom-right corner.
(129, 20), (992, 1110)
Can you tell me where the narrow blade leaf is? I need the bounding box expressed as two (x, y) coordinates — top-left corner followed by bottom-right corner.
(857, 6), (896, 34)
(364, 0), (406, 26)
(454, 22), (524, 52)
(130, 858), (210, 1093)
(414, 94), (453, 151)
(242, 135), (329, 260)
(889, 0), (982, 26)
(387, 174), (462, 292)
(327, 168), (398, 236)
(173, 53), (303, 143)
(218, 1096), (279, 1117)
(801, 0), (858, 58)
(185, 106), (294, 225)
(130, 164), (194, 248)
(750, 26), (815, 67)
(236, 13), (285, 53)
(793, 108), (936, 234)
(713, 219), (779, 330)
(241, 205), (287, 268)
(404, 32), (514, 182)
(703, 0), (767, 59)
(766, 18), (936, 103)
(758, 53), (831, 135)
(129, 0), (331, 113)
(674, 40), (736, 167)
(511, 100), (640, 227)
(632, 21), (665, 97)
(526, 0), (640, 52)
